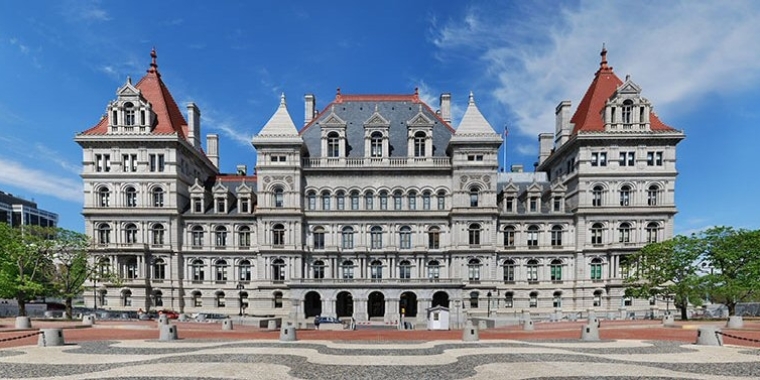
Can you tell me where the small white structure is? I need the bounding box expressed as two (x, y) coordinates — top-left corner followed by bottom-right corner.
(427, 306), (450, 330)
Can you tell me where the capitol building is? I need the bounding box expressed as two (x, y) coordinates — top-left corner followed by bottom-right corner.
(75, 48), (684, 324)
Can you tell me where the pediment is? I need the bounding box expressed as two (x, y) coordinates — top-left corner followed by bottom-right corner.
(407, 107), (434, 127)
(236, 182), (252, 194)
(189, 178), (206, 193)
(527, 182), (543, 193)
(364, 109), (390, 127)
(321, 107), (347, 127)
(615, 79), (642, 97)
(502, 181), (519, 194)
(117, 77), (142, 98)
(212, 181), (229, 194)
(550, 181), (567, 193)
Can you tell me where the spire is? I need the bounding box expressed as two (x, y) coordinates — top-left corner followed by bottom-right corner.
(256, 92), (299, 137)
(597, 44), (612, 74)
(454, 91), (499, 136)
(468, 91), (475, 105)
(280, 92), (286, 106)
(147, 47), (160, 77)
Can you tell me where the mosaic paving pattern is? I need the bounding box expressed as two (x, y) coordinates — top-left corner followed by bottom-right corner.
(0, 339), (758, 380)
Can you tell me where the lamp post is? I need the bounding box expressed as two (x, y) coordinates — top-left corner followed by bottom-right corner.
(487, 291), (492, 317)
(236, 282), (244, 316)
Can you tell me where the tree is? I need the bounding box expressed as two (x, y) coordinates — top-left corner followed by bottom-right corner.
(700, 226), (760, 316)
(0, 223), (54, 316)
(623, 235), (704, 320)
(43, 228), (92, 319)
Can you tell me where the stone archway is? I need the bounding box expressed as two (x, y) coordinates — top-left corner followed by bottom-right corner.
(336, 291), (353, 317)
(399, 291), (418, 317)
(432, 291), (450, 308)
(304, 291), (322, 318)
(368, 291), (385, 319)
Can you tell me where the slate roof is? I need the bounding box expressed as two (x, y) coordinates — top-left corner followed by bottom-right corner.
(299, 90), (455, 157)
(182, 174), (257, 216)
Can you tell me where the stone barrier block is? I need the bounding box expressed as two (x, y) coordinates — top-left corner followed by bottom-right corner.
(662, 314), (675, 327)
(477, 319), (488, 330)
(581, 323), (600, 341)
(178, 314), (189, 322)
(157, 314), (169, 326)
(222, 319), (233, 331)
(159, 324), (179, 341)
(15, 316), (31, 329)
(82, 314), (95, 326)
(726, 316), (744, 329)
(523, 319), (534, 331)
(696, 326), (722, 346)
(462, 321), (479, 342)
(280, 322), (297, 341)
(38, 329), (65, 347)
(267, 319), (278, 331)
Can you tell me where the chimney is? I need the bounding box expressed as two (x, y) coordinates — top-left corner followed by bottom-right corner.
(439, 93), (451, 123)
(236, 164), (247, 176)
(206, 134), (219, 169)
(555, 100), (572, 147)
(538, 133), (553, 166)
(304, 94), (316, 126)
(510, 164), (524, 173)
(187, 103), (201, 149)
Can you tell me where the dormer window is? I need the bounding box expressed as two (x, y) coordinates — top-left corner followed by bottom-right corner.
(327, 132), (340, 157)
(370, 132), (383, 157)
(413, 131), (426, 157)
(124, 102), (136, 126)
(193, 197), (203, 213)
(216, 197), (226, 213)
(622, 99), (633, 127)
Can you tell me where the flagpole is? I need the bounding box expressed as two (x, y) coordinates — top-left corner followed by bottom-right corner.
(502, 125), (508, 172)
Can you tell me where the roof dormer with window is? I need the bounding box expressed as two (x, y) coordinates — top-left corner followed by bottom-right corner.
(406, 104), (434, 158)
(189, 178), (208, 214)
(603, 76), (652, 132)
(363, 105), (390, 158)
(107, 77), (155, 134)
(320, 106), (347, 158)
(212, 181), (230, 214)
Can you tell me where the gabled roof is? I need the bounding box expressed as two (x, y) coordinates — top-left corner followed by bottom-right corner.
(257, 93), (299, 137)
(454, 92), (498, 136)
(80, 49), (189, 138)
(570, 47), (675, 134)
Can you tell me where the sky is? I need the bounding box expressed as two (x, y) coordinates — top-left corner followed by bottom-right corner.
(1, 0), (759, 235)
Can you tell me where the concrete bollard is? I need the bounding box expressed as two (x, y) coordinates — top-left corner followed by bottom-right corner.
(157, 314), (169, 326)
(662, 314), (675, 327)
(15, 316), (31, 329)
(82, 314), (96, 326)
(521, 311), (531, 323)
(38, 329), (65, 347)
(159, 324), (179, 341)
(726, 316), (744, 329)
(267, 319), (278, 331)
(280, 322), (297, 341)
(462, 320), (479, 342)
(696, 326), (723, 346)
(523, 319), (535, 331)
(222, 319), (233, 331)
(581, 322), (600, 341)
(477, 319), (488, 330)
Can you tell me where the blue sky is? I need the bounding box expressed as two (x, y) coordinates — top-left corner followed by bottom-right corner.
(1, 0), (758, 235)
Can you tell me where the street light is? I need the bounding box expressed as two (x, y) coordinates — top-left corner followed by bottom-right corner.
(236, 282), (244, 316)
(487, 291), (492, 317)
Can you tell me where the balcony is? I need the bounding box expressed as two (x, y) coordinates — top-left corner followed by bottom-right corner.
(302, 157), (451, 169)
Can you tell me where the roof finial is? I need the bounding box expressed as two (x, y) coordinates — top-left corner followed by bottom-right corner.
(600, 43), (608, 70)
(336, 87), (341, 96)
(127, 75), (132, 85)
(374, 104), (379, 112)
(468, 91), (475, 105)
(414, 87), (419, 96)
(147, 47), (159, 75)
(280, 92), (286, 106)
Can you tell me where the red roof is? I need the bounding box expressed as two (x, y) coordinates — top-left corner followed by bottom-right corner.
(81, 49), (189, 138)
(571, 48), (675, 134)
(216, 175), (257, 183)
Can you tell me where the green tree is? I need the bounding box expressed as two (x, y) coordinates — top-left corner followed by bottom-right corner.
(0, 223), (54, 316)
(700, 226), (760, 316)
(623, 235), (704, 320)
(43, 228), (92, 319)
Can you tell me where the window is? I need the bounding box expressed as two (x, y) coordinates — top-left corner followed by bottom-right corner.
(590, 258), (603, 280)
(370, 260), (383, 280)
(647, 185), (659, 206)
(468, 223), (481, 246)
(591, 223), (603, 245)
(124, 257), (138, 279)
(553, 197), (562, 212)
(527, 225), (539, 247)
(152, 188), (164, 207)
(313, 260), (325, 279)
(592, 186), (603, 207)
(97, 223), (111, 244)
(95, 153), (111, 172)
(151, 224), (165, 245)
(365, 191), (374, 210)
(550, 259), (562, 281)
(122, 154), (137, 172)
(274, 291), (283, 308)
(527, 259), (539, 282)
(379, 191), (388, 210)
(469, 187), (479, 207)
(350, 191), (359, 210)
(153, 290), (163, 307)
(272, 259), (285, 281)
(422, 192), (431, 210)
(215, 226), (228, 247)
(503, 260), (515, 282)
(623, 296), (632, 307)
(553, 291), (562, 308)
(505, 196), (515, 212)
(399, 260), (411, 280)
(342, 226), (354, 249)
(646, 222), (659, 243)
(313, 227), (325, 249)
(622, 99), (633, 125)
(529, 292), (538, 308)
(428, 227), (440, 249)
(618, 223), (631, 243)
(399, 226), (412, 249)
(272, 224), (285, 247)
(427, 260), (440, 279)
(408, 191), (416, 210)
(307, 192), (316, 210)
(327, 132), (340, 157)
(469, 291), (479, 308)
(240, 198), (250, 213)
(239, 260), (252, 281)
(504, 292), (514, 308)
(216, 198), (226, 213)
(122, 290), (132, 307)
(192, 291), (202, 307)
(192, 226), (204, 247)
(124, 102), (135, 125)
(193, 198), (202, 213)
(320, 192), (330, 210)
(98, 187), (111, 207)
(619, 151), (635, 166)
(593, 290), (603, 307)
(149, 154), (165, 172)
(620, 185), (631, 206)
(550, 225), (563, 247)
(336, 191), (345, 210)
(393, 191), (402, 210)
(274, 188), (284, 208)
(437, 192), (446, 210)
(125, 187), (137, 207)
(370, 226), (383, 249)
(215, 259), (228, 282)
(215, 292), (226, 308)
(503, 226), (515, 247)
(413, 131), (426, 157)
(192, 260), (204, 282)
(370, 132), (383, 157)
(591, 152), (607, 167)
(467, 258), (481, 281)
(529, 197), (538, 212)
(342, 260), (354, 279)
(124, 223), (138, 244)
(238, 226), (251, 248)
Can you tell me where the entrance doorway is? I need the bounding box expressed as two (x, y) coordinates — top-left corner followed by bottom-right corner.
(368, 291), (385, 319)
(304, 291), (321, 318)
(432, 291), (450, 308)
(399, 291), (417, 317)
(336, 291), (353, 317)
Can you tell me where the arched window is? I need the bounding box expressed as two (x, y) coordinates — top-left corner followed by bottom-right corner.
(327, 131), (340, 157)
(590, 258), (603, 280)
(151, 224), (165, 245)
(336, 191), (345, 210)
(273, 187), (284, 208)
(239, 259), (252, 282)
(124, 102), (135, 126)
(527, 225), (539, 247)
(469, 187), (479, 207)
(398, 260), (412, 280)
(215, 226), (228, 247)
(529, 291), (538, 308)
(191, 225), (204, 247)
(618, 222), (632, 243)
(124, 223), (138, 244)
(370, 226), (383, 249)
(350, 191), (359, 210)
(341, 226), (354, 249)
(192, 291), (202, 307)
(307, 191), (316, 210)
(238, 226), (251, 248)
(646, 222), (659, 243)
(622, 99), (633, 126)
(191, 259), (204, 282)
(97, 223), (111, 244)
(647, 185), (659, 206)
(153, 290), (163, 307)
(393, 191), (403, 210)
(215, 259), (228, 282)
(428, 226), (440, 249)
(553, 291), (562, 308)
(98, 186), (111, 207)
(399, 226), (412, 249)
(427, 260), (440, 280)
(321, 191), (331, 210)
(592, 185), (603, 207)
(272, 258), (285, 281)
(152, 188), (164, 207)
(422, 191), (431, 210)
(313, 260), (325, 279)
(272, 224), (285, 247)
(273, 291), (283, 308)
(313, 226), (325, 250)
(121, 289), (133, 307)
(504, 292), (514, 308)
(413, 131), (426, 157)
(527, 259), (539, 282)
(370, 260), (383, 280)
(370, 131), (383, 157)
(365, 191), (374, 210)
(620, 185), (631, 206)
(407, 191), (417, 210)
(550, 259), (562, 281)
(591, 223), (604, 245)
(379, 191), (388, 210)
(503, 226), (515, 247)
(593, 290), (603, 307)
(503, 259), (515, 282)
(437, 191), (446, 210)
(125, 186), (137, 207)
(341, 260), (354, 279)
(153, 258), (166, 280)
(124, 257), (138, 279)
(467, 258), (481, 281)
(550, 225), (563, 247)
(215, 291), (226, 308)
(469, 291), (479, 308)
(468, 223), (481, 246)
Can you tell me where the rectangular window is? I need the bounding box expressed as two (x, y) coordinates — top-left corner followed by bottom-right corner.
(553, 197), (561, 212)
(591, 152), (599, 167)
(529, 197), (538, 212)
(437, 194), (445, 210)
(193, 199), (202, 213)
(149, 154), (166, 172)
(506, 197), (514, 212)
(122, 154), (137, 172)
(241, 199), (249, 213)
(313, 233), (324, 250)
(647, 151), (663, 166)
(216, 198), (225, 213)
(95, 154), (111, 172)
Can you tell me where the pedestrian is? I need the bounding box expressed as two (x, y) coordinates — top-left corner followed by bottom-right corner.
(314, 315), (321, 330)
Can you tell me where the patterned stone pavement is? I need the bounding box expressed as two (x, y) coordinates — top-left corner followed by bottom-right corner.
(1, 338), (759, 380)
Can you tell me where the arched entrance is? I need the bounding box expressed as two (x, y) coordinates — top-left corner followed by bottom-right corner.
(399, 291), (417, 317)
(368, 291), (385, 319)
(432, 291), (449, 308)
(304, 291), (322, 318)
(336, 291), (353, 317)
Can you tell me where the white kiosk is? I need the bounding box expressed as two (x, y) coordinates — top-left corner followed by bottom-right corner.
(426, 305), (450, 330)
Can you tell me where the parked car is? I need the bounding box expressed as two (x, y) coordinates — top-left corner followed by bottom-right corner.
(314, 316), (342, 324)
(157, 309), (180, 319)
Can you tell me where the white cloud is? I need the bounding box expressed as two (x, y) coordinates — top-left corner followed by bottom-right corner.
(0, 158), (82, 203)
(432, 1), (760, 137)
(33, 143), (81, 175)
(515, 143), (535, 156)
